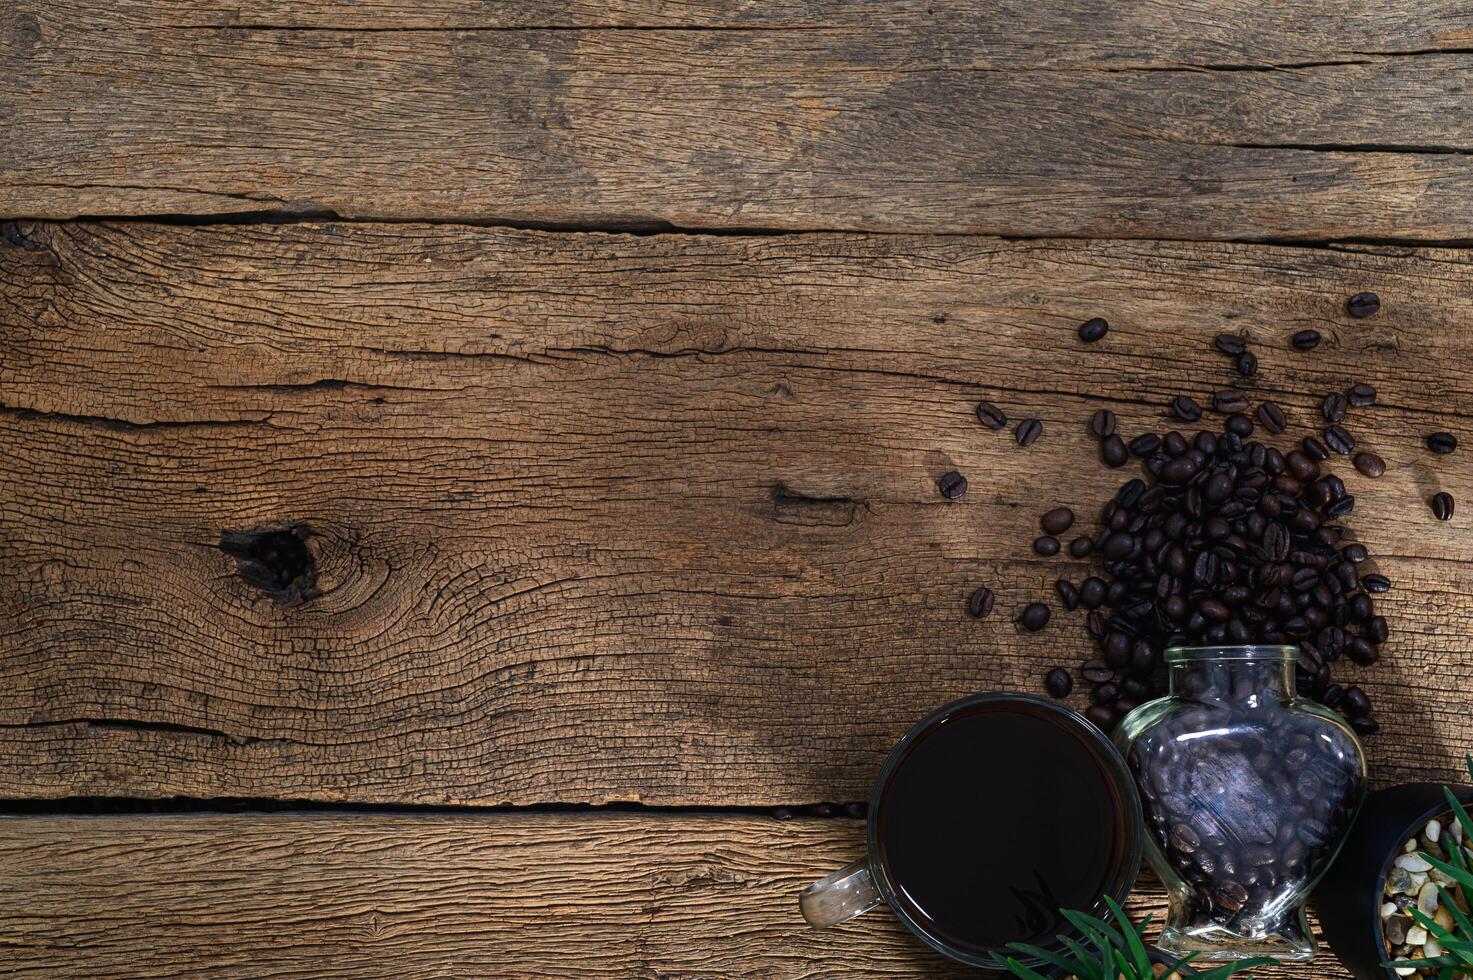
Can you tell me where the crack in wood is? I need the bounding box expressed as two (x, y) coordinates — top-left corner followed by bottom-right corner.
(0, 718), (276, 746)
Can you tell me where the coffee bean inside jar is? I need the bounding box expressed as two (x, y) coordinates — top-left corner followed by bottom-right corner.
(1115, 644), (1367, 962)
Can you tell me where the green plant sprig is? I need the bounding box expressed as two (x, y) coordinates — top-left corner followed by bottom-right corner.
(1381, 756), (1473, 979)
(990, 896), (1273, 979)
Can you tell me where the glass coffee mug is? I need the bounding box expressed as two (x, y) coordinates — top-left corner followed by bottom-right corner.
(800, 693), (1144, 968)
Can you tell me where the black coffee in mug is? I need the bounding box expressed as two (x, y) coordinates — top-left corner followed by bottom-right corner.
(801, 693), (1142, 969)
(875, 697), (1130, 953)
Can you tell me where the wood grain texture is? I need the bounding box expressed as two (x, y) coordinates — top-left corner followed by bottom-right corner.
(1, 221), (1470, 806)
(5, 2), (1473, 238)
(0, 812), (1342, 978)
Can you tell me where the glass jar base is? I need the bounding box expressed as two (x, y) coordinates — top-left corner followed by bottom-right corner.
(1158, 923), (1316, 963)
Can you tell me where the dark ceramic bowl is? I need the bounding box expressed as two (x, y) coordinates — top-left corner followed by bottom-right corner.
(1315, 782), (1473, 979)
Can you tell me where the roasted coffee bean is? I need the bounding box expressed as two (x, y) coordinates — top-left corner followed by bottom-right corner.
(1363, 573), (1391, 593)
(1225, 413), (1254, 437)
(1324, 425), (1354, 455)
(1322, 392), (1348, 423)
(1091, 682), (1120, 706)
(1286, 451), (1320, 481)
(1432, 491), (1456, 521)
(1162, 431), (1189, 456)
(1235, 351), (1258, 377)
(1353, 452), (1385, 478)
(1215, 333), (1247, 355)
(1171, 395), (1203, 422)
(1342, 543), (1368, 564)
(1366, 615), (1388, 644)
(976, 400), (1008, 430)
(1129, 433), (1161, 457)
(1301, 436), (1329, 461)
(1034, 535), (1061, 556)
(1079, 577), (1108, 609)
(1342, 686), (1371, 717)
(1325, 495), (1356, 519)
(1078, 317), (1110, 342)
(1351, 715), (1381, 736)
(1091, 409), (1117, 438)
(1346, 636), (1377, 666)
(1056, 579), (1081, 610)
(1018, 602), (1051, 631)
(1160, 456), (1200, 485)
(1044, 667), (1073, 699)
(1347, 291), (1381, 318)
(1347, 383), (1377, 408)
(1084, 705), (1115, 729)
(1041, 506), (1075, 535)
(1213, 390), (1250, 414)
(1428, 432), (1459, 455)
(1256, 401), (1287, 434)
(967, 586), (995, 618)
(1100, 434), (1129, 468)
(1291, 329), (1321, 351)
(1086, 610), (1108, 638)
(1081, 659), (1114, 684)
(1068, 536), (1093, 558)
(938, 470), (968, 499)
(1215, 882), (1249, 912)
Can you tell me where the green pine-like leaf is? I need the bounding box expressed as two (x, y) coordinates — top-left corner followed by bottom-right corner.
(1103, 896), (1153, 975)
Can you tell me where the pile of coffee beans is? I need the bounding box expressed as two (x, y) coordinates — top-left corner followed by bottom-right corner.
(960, 298), (1462, 737)
(1127, 659), (1365, 945)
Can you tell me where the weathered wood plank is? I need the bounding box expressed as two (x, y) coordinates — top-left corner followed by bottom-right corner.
(0, 812), (1341, 978)
(1, 222), (1469, 806)
(5, 4), (1473, 237)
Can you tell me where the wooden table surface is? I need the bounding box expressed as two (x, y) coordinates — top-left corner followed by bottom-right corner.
(3, 2), (1472, 976)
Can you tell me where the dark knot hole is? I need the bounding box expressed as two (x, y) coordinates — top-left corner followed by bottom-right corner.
(218, 525), (318, 603)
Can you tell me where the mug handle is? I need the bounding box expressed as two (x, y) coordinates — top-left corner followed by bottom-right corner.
(799, 858), (883, 927)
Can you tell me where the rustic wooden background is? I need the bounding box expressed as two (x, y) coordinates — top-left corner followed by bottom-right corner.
(4, 1), (1472, 976)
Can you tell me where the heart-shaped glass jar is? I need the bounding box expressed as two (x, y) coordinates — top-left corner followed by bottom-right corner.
(1115, 645), (1367, 962)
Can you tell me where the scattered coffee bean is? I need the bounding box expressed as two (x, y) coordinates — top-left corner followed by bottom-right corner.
(1324, 425), (1355, 455)
(1342, 686), (1372, 717)
(1428, 432), (1458, 455)
(1301, 436), (1329, 461)
(1347, 292), (1381, 318)
(976, 400), (1008, 430)
(1323, 393), (1348, 423)
(1363, 574), (1391, 593)
(1342, 543), (1368, 563)
(1225, 413), (1254, 437)
(1015, 418), (1042, 447)
(1018, 602), (1051, 631)
(1090, 409), (1117, 439)
(1347, 383), (1376, 408)
(1079, 577), (1107, 609)
(1215, 334), (1247, 356)
(1172, 395), (1203, 422)
(1353, 453), (1386, 478)
(1056, 579), (1080, 610)
(1213, 390), (1250, 414)
(938, 470), (968, 499)
(1257, 402), (1287, 434)
(1081, 660), (1114, 684)
(1084, 705), (1115, 729)
(1090, 682), (1119, 706)
(1101, 434), (1129, 467)
(1128, 433), (1161, 457)
(1432, 492), (1456, 521)
(1291, 329), (1321, 351)
(1351, 715), (1381, 736)
(1034, 535), (1061, 556)
(1079, 317), (1110, 342)
(1236, 351), (1258, 377)
(1044, 668), (1073, 698)
(967, 586), (995, 618)
(1068, 536), (1093, 558)
(1041, 507), (1075, 535)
